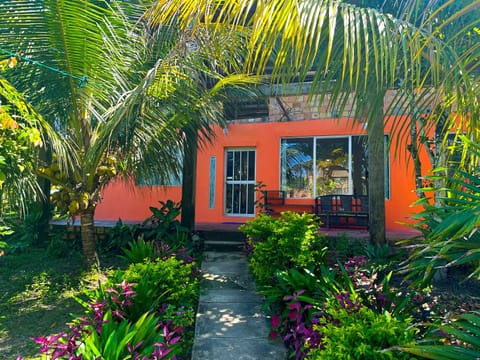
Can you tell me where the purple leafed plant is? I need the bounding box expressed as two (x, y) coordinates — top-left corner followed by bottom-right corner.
(268, 290), (322, 360)
(22, 279), (181, 359)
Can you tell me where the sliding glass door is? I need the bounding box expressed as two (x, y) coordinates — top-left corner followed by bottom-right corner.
(281, 135), (384, 199)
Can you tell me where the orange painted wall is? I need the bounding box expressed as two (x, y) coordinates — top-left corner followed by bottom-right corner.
(95, 178), (182, 221)
(96, 117), (424, 230)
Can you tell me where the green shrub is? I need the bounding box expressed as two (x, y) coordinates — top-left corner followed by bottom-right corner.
(121, 235), (155, 263)
(99, 219), (140, 254)
(141, 200), (202, 259)
(0, 223), (13, 254)
(239, 212), (277, 242)
(160, 304), (196, 331)
(75, 256), (199, 359)
(4, 206), (45, 249)
(33, 292), (181, 359)
(76, 311), (180, 359)
(326, 232), (369, 262)
(310, 298), (417, 360)
(143, 200), (188, 243)
(95, 257), (199, 322)
(46, 232), (81, 257)
(240, 212), (327, 286)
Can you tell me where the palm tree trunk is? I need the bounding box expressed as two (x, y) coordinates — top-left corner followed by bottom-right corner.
(408, 120), (425, 199)
(367, 89), (387, 246)
(181, 130), (198, 230)
(80, 206), (99, 269)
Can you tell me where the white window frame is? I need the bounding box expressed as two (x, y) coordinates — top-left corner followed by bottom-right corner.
(224, 147), (257, 217)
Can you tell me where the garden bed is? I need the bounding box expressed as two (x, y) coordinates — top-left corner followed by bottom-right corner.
(240, 212), (480, 359)
(0, 238), (202, 359)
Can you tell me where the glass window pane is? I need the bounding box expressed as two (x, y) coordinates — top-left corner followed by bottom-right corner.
(239, 184), (246, 213)
(234, 152), (241, 180)
(226, 152), (233, 180)
(233, 184), (241, 213)
(240, 151), (248, 181)
(281, 138), (314, 198)
(247, 183), (255, 213)
(248, 151), (255, 181)
(315, 138), (349, 195)
(225, 183), (233, 213)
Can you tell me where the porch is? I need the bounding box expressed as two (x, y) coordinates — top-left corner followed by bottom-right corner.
(195, 221), (422, 242)
(50, 219), (421, 243)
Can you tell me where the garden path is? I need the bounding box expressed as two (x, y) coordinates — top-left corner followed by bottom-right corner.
(190, 250), (286, 360)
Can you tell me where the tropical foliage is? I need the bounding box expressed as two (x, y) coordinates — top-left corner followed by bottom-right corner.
(309, 304), (416, 360)
(240, 212), (328, 286)
(1, 0), (479, 358)
(0, 0), (255, 268)
(400, 136), (480, 286)
(148, 0), (479, 151)
(0, 64), (47, 214)
(1, 0), (478, 256)
(0, 58), (62, 254)
(398, 311), (480, 360)
(241, 211), (479, 359)
(20, 215), (200, 359)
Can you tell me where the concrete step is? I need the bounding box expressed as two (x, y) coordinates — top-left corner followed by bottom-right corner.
(204, 240), (244, 252)
(201, 230), (246, 252)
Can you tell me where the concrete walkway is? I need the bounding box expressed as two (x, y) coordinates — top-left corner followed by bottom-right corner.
(191, 251), (286, 360)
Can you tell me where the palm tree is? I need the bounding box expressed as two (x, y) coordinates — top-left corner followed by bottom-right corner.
(0, 0), (254, 268)
(146, 0), (479, 246)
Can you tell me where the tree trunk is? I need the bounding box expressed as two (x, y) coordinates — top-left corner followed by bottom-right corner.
(181, 131), (198, 231)
(408, 120), (425, 199)
(367, 90), (387, 246)
(352, 136), (366, 196)
(80, 206), (99, 269)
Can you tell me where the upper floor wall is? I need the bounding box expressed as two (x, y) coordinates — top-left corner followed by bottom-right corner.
(228, 84), (438, 125)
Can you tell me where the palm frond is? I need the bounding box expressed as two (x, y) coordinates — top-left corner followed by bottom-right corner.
(396, 311), (480, 359)
(147, 0), (478, 146)
(401, 136), (480, 285)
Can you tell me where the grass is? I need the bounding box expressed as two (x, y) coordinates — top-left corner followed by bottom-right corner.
(0, 246), (126, 359)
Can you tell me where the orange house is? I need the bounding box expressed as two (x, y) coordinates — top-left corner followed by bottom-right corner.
(95, 88), (424, 230)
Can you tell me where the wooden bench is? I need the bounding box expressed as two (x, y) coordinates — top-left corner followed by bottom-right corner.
(262, 190), (314, 216)
(315, 195), (369, 229)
